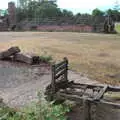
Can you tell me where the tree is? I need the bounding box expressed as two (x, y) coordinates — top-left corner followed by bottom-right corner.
(62, 9), (73, 17)
(92, 8), (104, 16)
(106, 9), (120, 21)
(18, 0), (30, 9)
(16, 0), (60, 22)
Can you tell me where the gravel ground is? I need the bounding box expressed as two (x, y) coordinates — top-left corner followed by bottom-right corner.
(0, 60), (120, 120)
(0, 60), (98, 107)
(0, 61), (51, 107)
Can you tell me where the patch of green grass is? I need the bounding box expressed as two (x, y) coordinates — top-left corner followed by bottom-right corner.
(0, 93), (71, 120)
(39, 55), (53, 63)
(115, 24), (120, 33)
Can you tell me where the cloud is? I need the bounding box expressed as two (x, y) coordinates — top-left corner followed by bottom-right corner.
(57, 0), (117, 9)
(0, 0), (119, 13)
(0, 0), (17, 9)
(57, 0), (120, 13)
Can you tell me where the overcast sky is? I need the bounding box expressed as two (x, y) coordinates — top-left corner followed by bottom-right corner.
(0, 0), (119, 14)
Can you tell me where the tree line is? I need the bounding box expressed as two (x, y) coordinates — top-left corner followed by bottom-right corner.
(16, 0), (120, 25)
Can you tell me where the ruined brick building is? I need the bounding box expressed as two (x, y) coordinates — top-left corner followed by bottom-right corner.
(0, 2), (16, 31)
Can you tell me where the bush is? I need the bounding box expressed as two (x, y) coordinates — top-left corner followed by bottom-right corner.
(39, 55), (53, 63)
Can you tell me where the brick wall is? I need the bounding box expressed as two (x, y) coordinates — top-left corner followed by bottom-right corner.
(8, 2), (16, 26)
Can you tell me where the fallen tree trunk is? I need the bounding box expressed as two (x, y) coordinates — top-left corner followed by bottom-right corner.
(13, 53), (33, 64)
(0, 47), (20, 59)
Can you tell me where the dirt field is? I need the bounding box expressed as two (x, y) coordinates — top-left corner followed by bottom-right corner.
(0, 32), (120, 85)
(0, 32), (120, 120)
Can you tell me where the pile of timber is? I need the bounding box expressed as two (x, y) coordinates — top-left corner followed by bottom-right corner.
(0, 46), (40, 65)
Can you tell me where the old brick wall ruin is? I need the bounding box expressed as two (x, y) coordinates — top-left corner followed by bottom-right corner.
(8, 2), (16, 26)
(0, 2), (16, 31)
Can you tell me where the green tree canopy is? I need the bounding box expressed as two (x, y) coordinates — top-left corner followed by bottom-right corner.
(92, 8), (104, 16)
(106, 9), (120, 21)
(0, 9), (8, 16)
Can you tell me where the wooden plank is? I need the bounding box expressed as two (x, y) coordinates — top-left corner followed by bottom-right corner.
(64, 57), (68, 81)
(72, 82), (103, 89)
(13, 53), (33, 64)
(55, 57), (68, 68)
(62, 89), (85, 96)
(51, 65), (56, 93)
(60, 89), (94, 98)
(55, 63), (66, 74)
(0, 47), (20, 59)
(69, 84), (88, 90)
(83, 100), (91, 120)
(55, 69), (66, 79)
(100, 100), (120, 108)
(108, 86), (120, 92)
(55, 61), (66, 68)
(94, 85), (108, 100)
(67, 82), (120, 92)
(57, 92), (120, 108)
(56, 92), (93, 102)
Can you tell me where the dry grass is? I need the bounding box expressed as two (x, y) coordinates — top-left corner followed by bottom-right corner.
(0, 32), (120, 85)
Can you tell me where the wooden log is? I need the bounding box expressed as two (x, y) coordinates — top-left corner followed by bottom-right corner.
(0, 46), (20, 59)
(14, 53), (33, 64)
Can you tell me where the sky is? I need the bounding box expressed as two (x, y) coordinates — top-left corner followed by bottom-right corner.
(0, 0), (119, 14)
